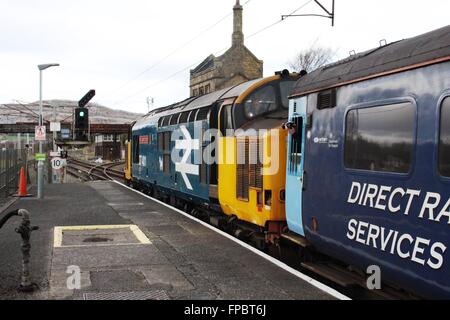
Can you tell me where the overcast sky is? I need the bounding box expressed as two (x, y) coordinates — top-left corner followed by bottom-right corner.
(0, 0), (449, 114)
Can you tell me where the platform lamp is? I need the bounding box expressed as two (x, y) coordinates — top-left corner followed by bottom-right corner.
(37, 63), (59, 199)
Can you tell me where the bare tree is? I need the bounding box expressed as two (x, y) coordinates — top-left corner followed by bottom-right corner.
(288, 46), (336, 73)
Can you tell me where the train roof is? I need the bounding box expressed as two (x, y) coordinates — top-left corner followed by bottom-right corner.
(136, 77), (267, 121)
(290, 24), (450, 98)
(133, 77), (267, 129)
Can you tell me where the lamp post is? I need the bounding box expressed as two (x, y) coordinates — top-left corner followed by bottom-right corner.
(37, 63), (59, 199)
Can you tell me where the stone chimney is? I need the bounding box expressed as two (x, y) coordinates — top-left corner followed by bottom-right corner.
(232, 0), (244, 47)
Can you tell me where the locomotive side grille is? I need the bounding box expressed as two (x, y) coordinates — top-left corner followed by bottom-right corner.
(249, 138), (263, 189)
(317, 89), (337, 109)
(199, 161), (207, 184)
(236, 137), (249, 200)
(163, 154), (170, 173)
(157, 133), (164, 151)
(249, 138), (257, 188)
(163, 132), (170, 151)
(256, 138), (263, 189)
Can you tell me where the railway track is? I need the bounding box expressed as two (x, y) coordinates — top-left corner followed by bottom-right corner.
(66, 158), (124, 182)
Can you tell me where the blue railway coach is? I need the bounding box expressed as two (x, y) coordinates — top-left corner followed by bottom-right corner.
(287, 25), (450, 298)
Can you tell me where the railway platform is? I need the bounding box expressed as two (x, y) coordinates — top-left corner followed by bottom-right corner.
(0, 181), (346, 300)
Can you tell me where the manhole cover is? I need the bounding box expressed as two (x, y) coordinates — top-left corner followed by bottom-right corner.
(83, 237), (113, 243)
(83, 290), (170, 300)
(54, 225), (151, 247)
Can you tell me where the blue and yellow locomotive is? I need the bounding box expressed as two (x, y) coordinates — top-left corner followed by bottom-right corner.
(125, 71), (300, 247)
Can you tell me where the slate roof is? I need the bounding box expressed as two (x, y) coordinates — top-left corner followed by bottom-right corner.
(190, 54), (216, 74)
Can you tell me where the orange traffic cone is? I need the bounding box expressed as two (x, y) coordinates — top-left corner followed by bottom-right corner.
(15, 166), (31, 197)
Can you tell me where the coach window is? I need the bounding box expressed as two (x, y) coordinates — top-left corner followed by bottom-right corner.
(244, 86), (277, 119)
(344, 102), (415, 173)
(439, 97), (450, 177)
(132, 135), (139, 164)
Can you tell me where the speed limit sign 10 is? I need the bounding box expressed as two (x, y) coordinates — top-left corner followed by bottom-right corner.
(51, 157), (65, 170)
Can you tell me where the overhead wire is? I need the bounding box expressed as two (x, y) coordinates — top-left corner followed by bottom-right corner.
(110, 0), (313, 108)
(104, 0), (253, 100)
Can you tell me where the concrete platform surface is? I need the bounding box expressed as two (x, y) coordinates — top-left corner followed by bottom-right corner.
(0, 181), (340, 300)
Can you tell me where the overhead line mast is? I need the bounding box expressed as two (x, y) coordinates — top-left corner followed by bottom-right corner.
(282, 0), (335, 26)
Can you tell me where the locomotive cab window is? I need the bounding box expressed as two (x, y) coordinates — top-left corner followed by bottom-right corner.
(219, 104), (233, 136)
(439, 97), (450, 177)
(243, 86), (276, 119)
(344, 102), (415, 173)
(280, 81), (296, 109)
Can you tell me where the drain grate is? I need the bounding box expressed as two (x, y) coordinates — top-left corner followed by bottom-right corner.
(83, 290), (170, 300)
(83, 237), (113, 243)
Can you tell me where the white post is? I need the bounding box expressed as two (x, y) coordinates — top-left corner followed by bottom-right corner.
(53, 104), (57, 152)
(37, 63), (59, 197)
(37, 69), (44, 199)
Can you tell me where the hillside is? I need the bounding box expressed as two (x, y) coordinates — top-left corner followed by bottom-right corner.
(0, 100), (142, 124)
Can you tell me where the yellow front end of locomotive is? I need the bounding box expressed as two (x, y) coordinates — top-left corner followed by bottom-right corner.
(218, 128), (287, 228)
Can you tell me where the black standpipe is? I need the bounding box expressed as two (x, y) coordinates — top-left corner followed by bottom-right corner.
(0, 208), (39, 292)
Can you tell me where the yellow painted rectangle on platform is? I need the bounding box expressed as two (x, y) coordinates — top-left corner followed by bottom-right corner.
(53, 224), (151, 248)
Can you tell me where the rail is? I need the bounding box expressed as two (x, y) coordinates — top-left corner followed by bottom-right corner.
(66, 158), (124, 182)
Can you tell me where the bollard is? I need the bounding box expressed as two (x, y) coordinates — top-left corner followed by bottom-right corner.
(15, 209), (39, 292)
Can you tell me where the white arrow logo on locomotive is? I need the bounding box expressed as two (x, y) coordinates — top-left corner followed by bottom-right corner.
(175, 125), (199, 190)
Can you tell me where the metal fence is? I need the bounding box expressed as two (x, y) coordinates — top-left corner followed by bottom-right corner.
(0, 149), (27, 199)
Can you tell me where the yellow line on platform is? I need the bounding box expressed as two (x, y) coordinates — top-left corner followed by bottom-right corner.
(129, 225), (151, 244)
(53, 224), (151, 248)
